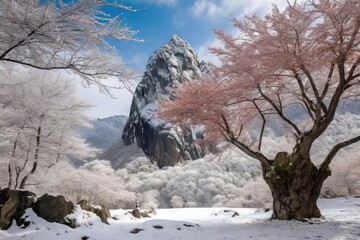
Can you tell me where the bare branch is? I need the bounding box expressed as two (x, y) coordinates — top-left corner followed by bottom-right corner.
(319, 135), (360, 173)
(219, 114), (271, 168)
(0, 0), (141, 91)
(257, 84), (302, 137)
(347, 57), (360, 82)
(320, 63), (335, 100)
(252, 100), (266, 151)
(300, 65), (328, 115)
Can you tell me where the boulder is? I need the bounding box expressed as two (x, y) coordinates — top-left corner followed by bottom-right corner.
(77, 199), (111, 224)
(131, 208), (141, 218)
(32, 193), (75, 228)
(0, 188), (36, 230)
(122, 35), (212, 168)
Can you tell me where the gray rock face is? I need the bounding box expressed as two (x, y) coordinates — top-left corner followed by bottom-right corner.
(122, 35), (212, 167)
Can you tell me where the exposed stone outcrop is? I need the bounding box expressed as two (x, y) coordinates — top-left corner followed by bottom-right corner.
(77, 199), (111, 224)
(122, 35), (212, 167)
(0, 188), (36, 230)
(32, 193), (75, 228)
(1, 190), (113, 229)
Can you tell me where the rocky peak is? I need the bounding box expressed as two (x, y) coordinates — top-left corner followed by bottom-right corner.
(122, 35), (212, 167)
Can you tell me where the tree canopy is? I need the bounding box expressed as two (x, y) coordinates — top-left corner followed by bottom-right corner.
(0, 0), (140, 92)
(0, 0), (138, 188)
(0, 66), (96, 189)
(159, 0), (360, 220)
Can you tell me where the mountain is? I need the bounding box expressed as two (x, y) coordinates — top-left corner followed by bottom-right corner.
(99, 138), (148, 170)
(122, 35), (213, 168)
(79, 115), (128, 150)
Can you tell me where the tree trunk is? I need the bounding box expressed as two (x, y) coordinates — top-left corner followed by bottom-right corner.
(263, 152), (331, 220)
(7, 163), (13, 188)
(19, 125), (41, 189)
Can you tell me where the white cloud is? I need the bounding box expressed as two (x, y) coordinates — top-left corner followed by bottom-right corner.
(191, 0), (290, 21)
(192, 0), (219, 19)
(197, 37), (222, 66)
(172, 12), (186, 28)
(143, 0), (178, 7)
(76, 83), (134, 118)
(130, 52), (149, 70)
(74, 73), (140, 118)
(195, 0), (296, 66)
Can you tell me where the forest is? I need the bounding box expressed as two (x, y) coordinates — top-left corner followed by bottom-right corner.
(1, 1), (360, 239)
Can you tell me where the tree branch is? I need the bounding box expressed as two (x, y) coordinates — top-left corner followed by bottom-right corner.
(320, 63), (335, 99)
(300, 65), (328, 115)
(0, 21), (51, 60)
(257, 84), (302, 137)
(219, 114), (271, 168)
(347, 57), (360, 82)
(293, 71), (317, 113)
(253, 100), (266, 151)
(319, 135), (360, 173)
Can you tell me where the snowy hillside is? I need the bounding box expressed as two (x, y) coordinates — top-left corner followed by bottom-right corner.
(78, 115), (128, 150)
(2, 197), (360, 240)
(99, 138), (149, 169)
(7, 99), (360, 212)
(26, 110), (360, 211)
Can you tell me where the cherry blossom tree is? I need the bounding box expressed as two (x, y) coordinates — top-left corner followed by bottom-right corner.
(159, 0), (360, 220)
(0, 0), (140, 92)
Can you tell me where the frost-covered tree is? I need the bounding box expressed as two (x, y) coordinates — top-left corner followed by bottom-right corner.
(159, 0), (360, 220)
(0, 0), (140, 92)
(0, 0), (139, 189)
(0, 66), (96, 189)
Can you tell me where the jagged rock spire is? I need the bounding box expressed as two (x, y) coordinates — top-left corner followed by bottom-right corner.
(121, 35), (212, 167)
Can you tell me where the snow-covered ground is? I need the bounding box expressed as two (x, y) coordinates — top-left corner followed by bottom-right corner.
(1, 197), (360, 240)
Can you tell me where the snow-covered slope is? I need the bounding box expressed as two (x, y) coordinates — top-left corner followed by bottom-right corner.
(99, 138), (148, 169)
(79, 115), (128, 150)
(122, 35), (213, 168)
(3, 197), (360, 240)
(14, 113), (360, 212)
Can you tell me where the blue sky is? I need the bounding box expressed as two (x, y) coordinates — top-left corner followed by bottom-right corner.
(117, 0), (290, 69)
(117, 0), (224, 69)
(79, 0), (290, 118)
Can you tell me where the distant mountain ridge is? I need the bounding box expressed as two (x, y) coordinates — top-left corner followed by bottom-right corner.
(79, 115), (128, 150)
